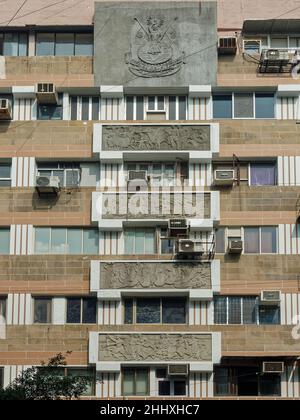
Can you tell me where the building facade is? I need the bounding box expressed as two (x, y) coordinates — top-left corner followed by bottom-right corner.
(0, 0), (300, 399)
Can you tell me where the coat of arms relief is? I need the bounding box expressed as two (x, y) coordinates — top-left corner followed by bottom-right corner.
(125, 15), (185, 78)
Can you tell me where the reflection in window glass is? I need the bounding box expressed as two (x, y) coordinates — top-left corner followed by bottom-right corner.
(261, 227), (277, 253)
(244, 227), (260, 253)
(136, 298), (160, 323)
(213, 95), (232, 119)
(34, 298), (52, 324)
(67, 298), (81, 323)
(162, 298), (186, 324)
(55, 33), (74, 56)
(75, 34), (93, 56)
(259, 306), (280, 325)
(36, 33), (55, 55)
(255, 93), (275, 118)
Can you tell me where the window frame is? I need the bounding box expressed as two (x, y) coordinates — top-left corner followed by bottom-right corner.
(66, 297), (97, 324)
(0, 32), (28, 56)
(70, 96), (101, 121)
(35, 32), (93, 56)
(33, 297), (53, 324)
(0, 296), (7, 319)
(122, 367), (150, 397)
(36, 162), (81, 187)
(0, 163), (12, 187)
(244, 226), (278, 254)
(124, 228), (156, 255)
(0, 228), (10, 255)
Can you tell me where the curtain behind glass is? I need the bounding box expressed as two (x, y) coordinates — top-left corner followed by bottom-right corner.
(250, 163), (276, 186)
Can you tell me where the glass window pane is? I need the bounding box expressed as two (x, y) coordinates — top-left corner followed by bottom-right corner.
(82, 298), (96, 323)
(92, 97), (100, 120)
(67, 229), (82, 254)
(34, 299), (51, 323)
(55, 33), (74, 56)
(244, 227), (260, 253)
(3, 33), (18, 56)
(81, 97), (90, 120)
(51, 228), (66, 254)
(52, 170), (64, 186)
(255, 93), (275, 118)
(83, 229), (99, 254)
(215, 367), (230, 396)
(0, 180), (11, 187)
(243, 297), (258, 324)
(179, 96), (187, 119)
(0, 298), (6, 318)
(35, 228), (50, 254)
(161, 238), (174, 254)
(214, 296), (227, 324)
(174, 380), (186, 396)
(126, 97), (134, 120)
(135, 369), (149, 396)
(159, 381), (171, 396)
(38, 105), (62, 120)
(145, 230), (155, 254)
(213, 95), (232, 118)
(71, 97), (78, 120)
(136, 298), (160, 323)
(135, 230), (145, 254)
(259, 306), (280, 325)
(157, 96), (165, 110)
(19, 33), (28, 56)
(260, 375), (281, 396)
(75, 33), (93, 56)
(234, 93), (254, 118)
(124, 299), (133, 324)
(67, 368), (94, 396)
(124, 230), (135, 254)
(215, 228), (225, 253)
(169, 96), (176, 120)
(261, 227), (277, 253)
(136, 96), (144, 120)
(66, 298), (81, 323)
(148, 96), (155, 110)
(250, 163), (276, 186)
(36, 33), (55, 56)
(0, 165), (10, 178)
(65, 170), (80, 187)
(270, 38), (288, 48)
(162, 298), (186, 324)
(228, 297), (242, 324)
(0, 229), (9, 254)
(123, 369), (135, 396)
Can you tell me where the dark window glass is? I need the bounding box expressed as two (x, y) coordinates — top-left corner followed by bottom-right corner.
(124, 299), (133, 324)
(148, 96), (155, 110)
(157, 96), (165, 110)
(169, 96), (176, 120)
(136, 298), (160, 323)
(255, 93), (275, 118)
(214, 296), (227, 324)
(38, 104), (62, 120)
(1, 32), (28, 56)
(261, 227), (277, 253)
(0, 297), (6, 318)
(81, 97), (89, 121)
(260, 375), (281, 396)
(214, 367), (230, 396)
(228, 297), (242, 324)
(82, 298), (97, 324)
(178, 96), (187, 119)
(136, 96), (144, 120)
(244, 227), (260, 253)
(56, 33), (74, 56)
(36, 33), (55, 56)
(92, 97), (100, 120)
(243, 297), (258, 324)
(250, 163), (276, 186)
(66, 298), (81, 323)
(174, 380), (186, 396)
(71, 96), (78, 120)
(158, 381), (171, 396)
(162, 298), (186, 324)
(126, 96), (134, 120)
(161, 238), (174, 254)
(34, 298), (52, 323)
(215, 228), (225, 253)
(259, 306), (280, 325)
(75, 34), (93, 56)
(213, 95), (232, 118)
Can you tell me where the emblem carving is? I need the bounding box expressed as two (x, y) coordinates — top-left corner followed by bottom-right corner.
(125, 16), (184, 78)
(99, 334), (212, 362)
(100, 262), (212, 289)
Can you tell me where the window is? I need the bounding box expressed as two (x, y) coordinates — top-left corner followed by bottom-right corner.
(215, 228), (225, 253)
(124, 229), (156, 254)
(66, 297), (97, 324)
(213, 93), (275, 119)
(125, 96), (187, 120)
(124, 297), (187, 324)
(0, 228), (10, 255)
(0, 32), (28, 56)
(36, 32), (93, 56)
(0, 164), (11, 187)
(37, 94), (63, 120)
(147, 96), (165, 111)
(34, 228), (99, 255)
(156, 369), (187, 396)
(70, 96), (100, 121)
(0, 297), (6, 319)
(34, 298), (52, 324)
(214, 296), (280, 325)
(244, 227), (277, 254)
(250, 162), (276, 186)
(169, 96), (187, 120)
(126, 162), (186, 187)
(122, 368), (149, 396)
(37, 162), (80, 187)
(160, 228), (175, 254)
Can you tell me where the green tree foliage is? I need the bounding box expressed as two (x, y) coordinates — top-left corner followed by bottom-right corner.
(0, 352), (89, 400)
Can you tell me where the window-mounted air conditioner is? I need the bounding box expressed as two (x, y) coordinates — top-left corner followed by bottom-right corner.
(168, 219), (189, 236)
(218, 37), (237, 55)
(176, 239), (205, 255)
(214, 170), (235, 186)
(36, 83), (58, 104)
(262, 362), (284, 374)
(260, 290), (281, 306)
(228, 238), (243, 254)
(167, 365), (189, 377)
(36, 176), (60, 195)
(0, 98), (12, 120)
(128, 170), (148, 182)
(263, 49), (290, 61)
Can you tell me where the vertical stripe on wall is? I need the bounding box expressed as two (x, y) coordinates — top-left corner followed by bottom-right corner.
(188, 97), (212, 120)
(98, 301), (121, 325)
(100, 98), (124, 120)
(281, 364), (300, 398)
(189, 301), (213, 326)
(189, 373), (214, 398)
(96, 372), (121, 398)
(10, 225), (34, 255)
(277, 156), (300, 186)
(100, 163), (123, 188)
(99, 231), (123, 255)
(281, 293), (300, 325)
(13, 99), (36, 121)
(278, 224), (300, 255)
(6, 294), (32, 325)
(277, 97), (298, 120)
(11, 157), (36, 187)
(189, 163), (212, 186)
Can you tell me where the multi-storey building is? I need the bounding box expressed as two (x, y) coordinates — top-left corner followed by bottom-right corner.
(0, 0), (300, 400)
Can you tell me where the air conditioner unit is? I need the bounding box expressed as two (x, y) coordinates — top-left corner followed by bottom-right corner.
(228, 238), (243, 254)
(36, 176), (60, 194)
(218, 37), (237, 55)
(128, 170), (148, 182)
(214, 170), (235, 186)
(168, 219), (189, 236)
(167, 365), (189, 377)
(262, 362), (284, 374)
(0, 98), (12, 120)
(36, 83), (58, 104)
(176, 239), (205, 255)
(260, 290), (281, 306)
(243, 40), (261, 54)
(264, 49), (289, 61)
